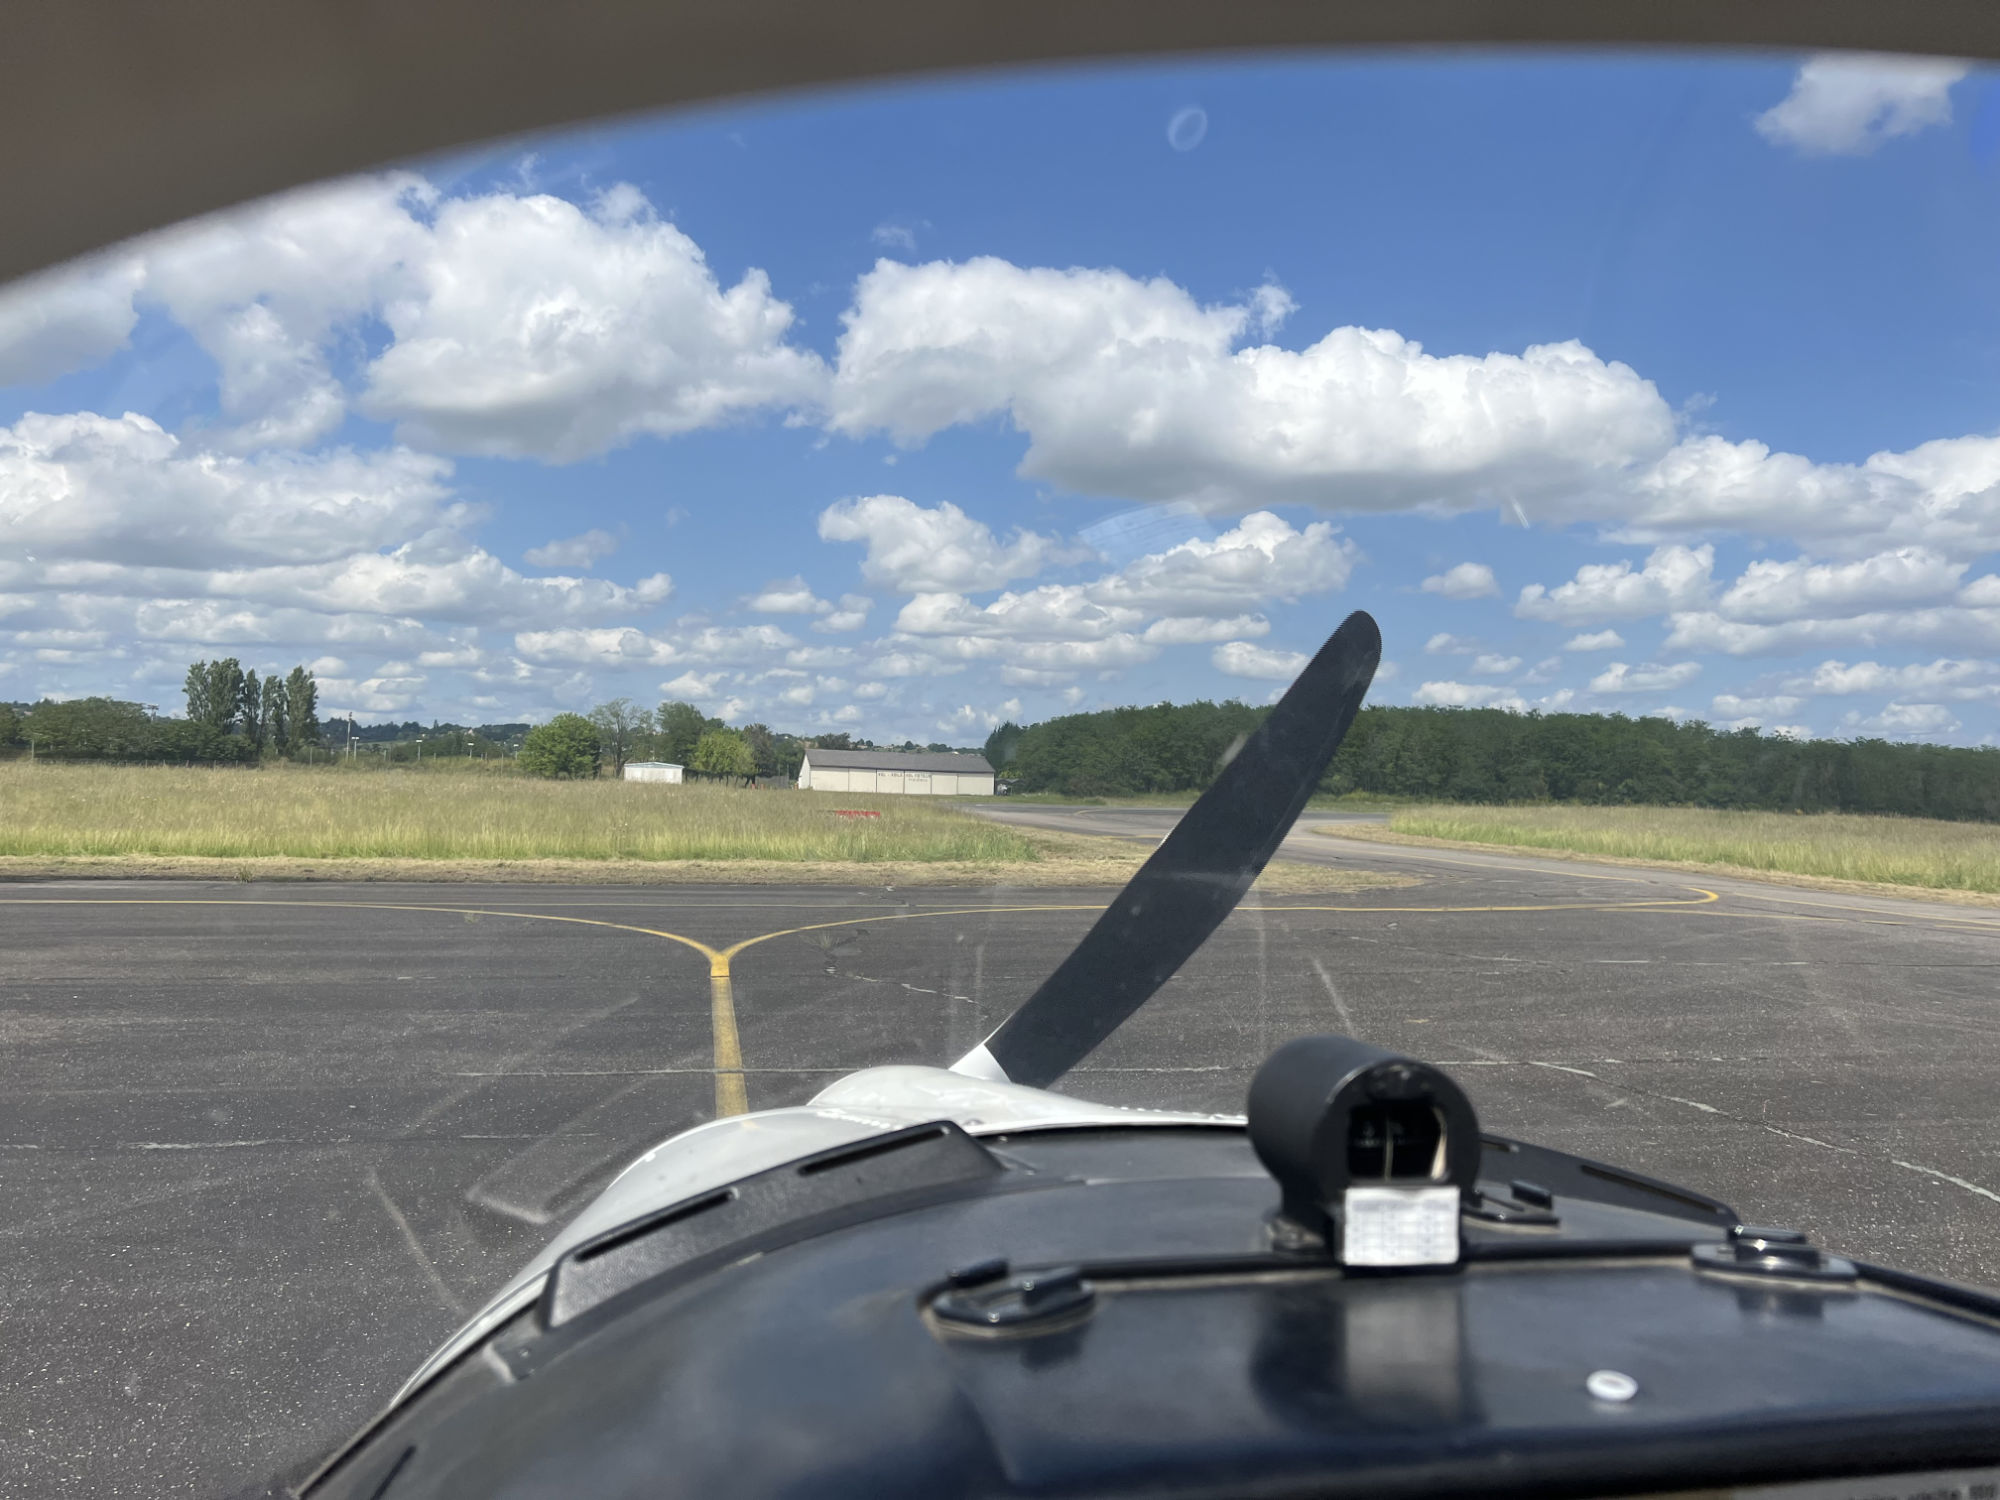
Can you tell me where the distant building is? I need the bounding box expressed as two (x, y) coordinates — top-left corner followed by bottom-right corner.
(796, 747), (994, 796)
(622, 761), (685, 784)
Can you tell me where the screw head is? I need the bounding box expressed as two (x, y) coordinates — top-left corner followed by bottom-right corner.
(1586, 1369), (1639, 1403)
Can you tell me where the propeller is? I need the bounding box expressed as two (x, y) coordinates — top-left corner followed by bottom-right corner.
(952, 610), (1382, 1089)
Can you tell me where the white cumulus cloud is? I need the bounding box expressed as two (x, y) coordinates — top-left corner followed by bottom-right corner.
(0, 254), (147, 387)
(1517, 545), (1714, 623)
(1, 173), (829, 460)
(1715, 546), (1965, 622)
(818, 494), (1072, 592)
(813, 594), (873, 633)
(1664, 604), (2000, 657)
(1614, 431), (2000, 558)
(1844, 701), (1961, 736)
(1412, 681), (1528, 710)
(1212, 641), (1308, 680)
(1141, 614), (1269, 645)
(1420, 561), (1499, 599)
(0, 409), (457, 569)
(525, 529), (619, 568)
(744, 576), (834, 615)
(827, 257), (1674, 512)
(895, 585), (1141, 641)
(661, 669), (726, 698)
(360, 184), (823, 460)
(1562, 629), (1625, 651)
(1589, 660), (1702, 693)
(1711, 693), (1805, 719)
(1755, 54), (1969, 156)
(1089, 511), (1356, 615)
(1782, 658), (2000, 700)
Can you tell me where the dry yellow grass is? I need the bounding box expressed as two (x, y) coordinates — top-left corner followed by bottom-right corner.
(0, 762), (1414, 893)
(1326, 803), (2000, 897)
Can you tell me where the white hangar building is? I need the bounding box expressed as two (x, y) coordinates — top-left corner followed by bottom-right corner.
(796, 747), (995, 796)
(621, 761), (685, 783)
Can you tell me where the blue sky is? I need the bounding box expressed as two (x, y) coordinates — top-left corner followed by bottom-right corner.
(2, 49), (1998, 743)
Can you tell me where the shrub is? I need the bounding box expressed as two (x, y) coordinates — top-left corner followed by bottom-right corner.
(690, 727), (757, 778)
(519, 714), (601, 779)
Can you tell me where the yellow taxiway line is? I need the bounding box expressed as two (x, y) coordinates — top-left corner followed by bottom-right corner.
(24, 873), (2000, 1124)
(0, 887), (1719, 1119)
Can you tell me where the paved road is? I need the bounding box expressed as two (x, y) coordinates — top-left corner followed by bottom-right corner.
(3, 827), (1998, 1496)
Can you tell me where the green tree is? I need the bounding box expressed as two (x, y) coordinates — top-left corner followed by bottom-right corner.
(284, 666), (319, 755)
(22, 698), (157, 758)
(261, 674), (287, 754)
(588, 698), (652, 775)
(655, 700), (710, 765)
(240, 669), (264, 751)
(983, 721), (1023, 769)
(0, 702), (21, 749)
(741, 723), (776, 777)
(184, 657), (245, 732)
(182, 661), (213, 727)
(519, 713), (602, 778)
(739, 723), (805, 781)
(690, 727), (757, 779)
(997, 696), (2000, 821)
(769, 731), (806, 781)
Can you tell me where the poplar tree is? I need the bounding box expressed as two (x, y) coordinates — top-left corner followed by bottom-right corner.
(284, 666), (319, 755)
(183, 661), (213, 727)
(240, 670), (263, 750)
(261, 674), (287, 754)
(184, 658), (245, 732)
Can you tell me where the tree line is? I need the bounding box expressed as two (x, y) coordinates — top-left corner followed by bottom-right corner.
(182, 658), (320, 756)
(518, 700), (816, 781)
(519, 702), (985, 781)
(992, 701), (2000, 822)
(0, 672), (971, 780)
(0, 658), (324, 763)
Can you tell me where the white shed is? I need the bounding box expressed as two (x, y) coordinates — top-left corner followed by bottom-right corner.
(622, 761), (685, 783)
(796, 747), (995, 796)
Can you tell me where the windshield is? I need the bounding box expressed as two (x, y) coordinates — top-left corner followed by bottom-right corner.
(3, 49), (1998, 1498)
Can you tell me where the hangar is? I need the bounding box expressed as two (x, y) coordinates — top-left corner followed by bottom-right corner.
(621, 761), (685, 783)
(796, 747), (994, 796)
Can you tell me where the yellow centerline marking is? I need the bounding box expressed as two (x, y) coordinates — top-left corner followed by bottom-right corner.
(37, 875), (1991, 1131)
(705, 974), (747, 1116)
(0, 888), (1716, 1118)
(0, 897), (749, 1113)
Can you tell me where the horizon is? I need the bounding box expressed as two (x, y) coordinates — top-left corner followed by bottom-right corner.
(3, 51), (1998, 747)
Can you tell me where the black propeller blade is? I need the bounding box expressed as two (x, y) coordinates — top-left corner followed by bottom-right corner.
(954, 610), (1381, 1089)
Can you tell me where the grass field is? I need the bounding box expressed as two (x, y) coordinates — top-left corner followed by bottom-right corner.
(0, 761), (1033, 862)
(0, 761), (1410, 892)
(1348, 803), (2000, 895)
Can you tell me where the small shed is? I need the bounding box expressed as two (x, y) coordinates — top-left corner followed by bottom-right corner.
(796, 748), (994, 796)
(622, 761), (685, 784)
